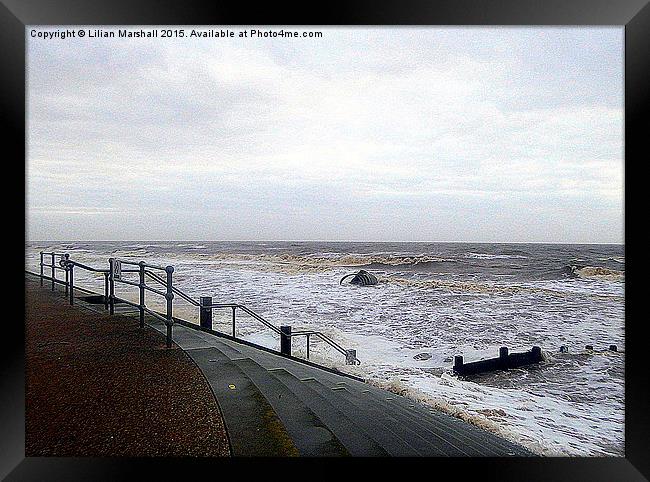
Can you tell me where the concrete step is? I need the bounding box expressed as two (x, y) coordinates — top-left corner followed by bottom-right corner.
(344, 381), (528, 456)
(233, 350), (529, 457)
(210, 339), (247, 359)
(297, 379), (421, 456)
(218, 351), (349, 456)
(184, 347), (298, 456)
(327, 382), (485, 456)
(310, 381), (463, 456)
(215, 339), (505, 455)
(266, 368), (390, 456)
(221, 340), (527, 456)
(216, 337), (359, 381)
(145, 320), (534, 457)
(113, 305), (140, 314)
(206, 337), (445, 456)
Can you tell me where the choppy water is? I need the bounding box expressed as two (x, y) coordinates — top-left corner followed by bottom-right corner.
(25, 241), (624, 456)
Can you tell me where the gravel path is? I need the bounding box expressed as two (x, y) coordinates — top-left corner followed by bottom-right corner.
(25, 277), (231, 456)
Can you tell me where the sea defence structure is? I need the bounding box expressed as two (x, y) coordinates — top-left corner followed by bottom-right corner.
(26, 252), (535, 456)
(453, 347), (544, 376)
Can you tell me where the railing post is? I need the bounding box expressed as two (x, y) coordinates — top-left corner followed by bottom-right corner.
(39, 251), (44, 286)
(139, 262), (145, 329)
(280, 325), (292, 356)
(345, 349), (357, 365)
(306, 334), (310, 359)
(104, 272), (109, 309)
(200, 296), (212, 330)
(165, 265), (174, 348)
(69, 264), (74, 305)
(64, 254), (69, 296)
(51, 253), (55, 291)
(108, 258), (115, 315)
(232, 307), (236, 337)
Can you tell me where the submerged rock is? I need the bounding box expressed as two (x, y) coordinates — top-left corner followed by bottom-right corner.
(339, 269), (378, 286)
(413, 352), (432, 361)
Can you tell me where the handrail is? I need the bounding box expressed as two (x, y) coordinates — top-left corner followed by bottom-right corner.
(115, 258), (168, 271)
(292, 330), (348, 354)
(39, 264), (67, 270)
(39, 251), (70, 294)
(40, 252), (360, 365)
(58, 257), (111, 309)
(67, 260), (109, 273)
(194, 301), (358, 364)
(145, 270), (199, 306)
(145, 270), (166, 286)
(237, 305), (284, 335)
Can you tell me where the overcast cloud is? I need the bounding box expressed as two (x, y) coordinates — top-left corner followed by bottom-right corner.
(27, 27), (623, 243)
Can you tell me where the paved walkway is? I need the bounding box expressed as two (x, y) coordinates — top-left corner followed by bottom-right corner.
(25, 276), (230, 456)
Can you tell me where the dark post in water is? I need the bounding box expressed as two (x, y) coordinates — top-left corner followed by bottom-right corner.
(454, 346), (544, 376)
(499, 346), (508, 366)
(280, 325), (292, 356)
(454, 355), (464, 371)
(345, 349), (357, 365)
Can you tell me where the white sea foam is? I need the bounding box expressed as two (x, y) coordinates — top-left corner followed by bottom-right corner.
(464, 252), (528, 260)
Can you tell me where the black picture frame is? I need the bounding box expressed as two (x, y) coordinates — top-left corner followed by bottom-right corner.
(3, 0), (647, 479)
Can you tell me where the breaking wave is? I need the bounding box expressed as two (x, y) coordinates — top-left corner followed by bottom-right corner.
(566, 265), (624, 281)
(464, 252), (528, 260)
(379, 275), (623, 300)
(201, 252), (456, 269)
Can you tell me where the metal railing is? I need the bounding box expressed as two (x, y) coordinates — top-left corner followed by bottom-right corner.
(108, 258), (175, 348)
(37, 251), (360, 364)
(39, 252), (69, 293)
(195, 301), (359, 365)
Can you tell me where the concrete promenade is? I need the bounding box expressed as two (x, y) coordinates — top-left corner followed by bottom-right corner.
(25, 276), (230, 456)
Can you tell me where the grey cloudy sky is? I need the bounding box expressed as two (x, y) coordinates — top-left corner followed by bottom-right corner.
(27, 27), (623, 243)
